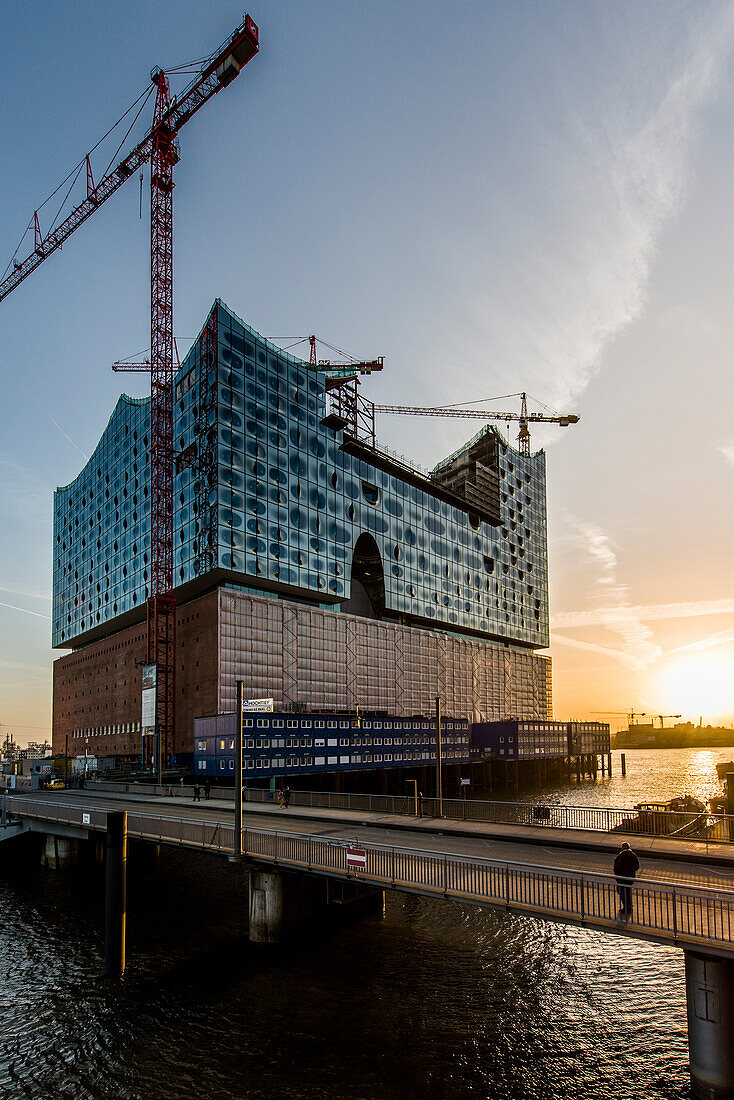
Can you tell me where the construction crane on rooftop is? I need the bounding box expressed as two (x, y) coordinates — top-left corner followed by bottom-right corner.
(0, 16), (261, 775)
(373, 392), (579, 454)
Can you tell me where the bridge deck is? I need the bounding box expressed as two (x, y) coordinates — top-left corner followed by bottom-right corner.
(7, 791), (734, 957)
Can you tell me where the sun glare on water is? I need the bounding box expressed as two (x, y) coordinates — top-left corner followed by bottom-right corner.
(655, 654), (734, 721)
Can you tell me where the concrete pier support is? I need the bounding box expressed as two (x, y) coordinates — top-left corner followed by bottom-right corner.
(43, 835), (78, 870)
(248, 869), (382, 944)
(249, 869), (287, 944)
(686, 950), (734, 1098)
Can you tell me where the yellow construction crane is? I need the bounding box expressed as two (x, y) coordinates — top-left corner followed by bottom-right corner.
(591, 710), (649, 726)
(373, 391), (579, 454)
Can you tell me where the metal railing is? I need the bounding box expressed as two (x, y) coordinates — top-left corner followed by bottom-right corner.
(6, 796), (235, 854)
(80, 782), (734, 845)
(239, 788), (734, 844)
(8, 795), (734, 952)
(241, 825), (734, 953)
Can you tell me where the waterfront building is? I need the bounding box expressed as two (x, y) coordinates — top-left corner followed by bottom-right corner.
(471, 720), (610, 760)
(194, 712), (471, 780)
(52, 299), (553, 764)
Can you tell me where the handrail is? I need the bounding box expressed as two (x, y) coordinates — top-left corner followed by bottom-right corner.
(10, 795), (734, 948)
(23, 782), (734, 845)
(8, 795), (734, 903)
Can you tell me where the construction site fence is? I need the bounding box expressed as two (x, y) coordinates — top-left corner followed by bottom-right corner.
(7, 796), (734, 954)
(83, 781), (734, 844)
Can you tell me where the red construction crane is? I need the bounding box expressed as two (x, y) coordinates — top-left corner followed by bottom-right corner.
(0, 16), (260, 773)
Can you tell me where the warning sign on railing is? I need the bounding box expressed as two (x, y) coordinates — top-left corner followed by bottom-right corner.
(346, 847), (367, 869)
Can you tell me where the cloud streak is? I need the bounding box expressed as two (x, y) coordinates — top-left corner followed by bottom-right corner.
(720, 442), (734, 467)
(552, 598), (734, 629)
(568, 518), (662, 671)
(552, 631), (648, 672)
(0, 600), (51, 621)
(451, 3), (734, 414)
(0, 454), (51, 525)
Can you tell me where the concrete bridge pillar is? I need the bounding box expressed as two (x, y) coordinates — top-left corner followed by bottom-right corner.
(248, 869), (382, 944)
(43, 835), (78, 870)
(686, 950), (734, 1099)
(249, 869), (287, 944)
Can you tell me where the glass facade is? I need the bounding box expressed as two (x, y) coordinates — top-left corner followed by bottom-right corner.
(53, 299), (549, 653)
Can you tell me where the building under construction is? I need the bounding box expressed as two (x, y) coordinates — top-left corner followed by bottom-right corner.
(52, 299), (553, 765)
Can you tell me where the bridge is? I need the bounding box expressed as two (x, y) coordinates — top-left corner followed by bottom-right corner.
(3, 787), (734, 1099)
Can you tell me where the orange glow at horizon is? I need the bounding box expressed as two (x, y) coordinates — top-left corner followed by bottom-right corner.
(651, 655), (734, 724)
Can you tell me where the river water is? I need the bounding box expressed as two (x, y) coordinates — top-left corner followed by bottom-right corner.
(1, 748), (730, 1100)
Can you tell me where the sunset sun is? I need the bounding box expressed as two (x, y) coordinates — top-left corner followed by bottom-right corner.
(655, 654), (734, 721)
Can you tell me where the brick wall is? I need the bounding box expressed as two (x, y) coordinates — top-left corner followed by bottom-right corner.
(52, 590), (219, 759)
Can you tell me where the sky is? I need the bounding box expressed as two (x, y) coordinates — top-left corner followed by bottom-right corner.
(2, 1), (734, 743)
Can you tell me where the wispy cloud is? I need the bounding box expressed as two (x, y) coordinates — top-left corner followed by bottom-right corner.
(46, 414), (89, 462)
(0, 657), (51, 675)
(552, 631), (648, 672)
(451, 3), (734, 413)
(0, 585), (51, 602)
(0, 600), (51, 621)
(552, 598), (734, 629)
(720, 442), (734, 467)
(0, 454), (51, 524)
(666, 627), (734, 658)
(568, 518), (662, 671)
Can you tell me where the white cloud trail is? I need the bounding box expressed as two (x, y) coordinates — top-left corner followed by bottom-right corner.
(0, 600), (51, 621)
(454, 3), (734, 414)
(568, 518), (662, 671)
(552, 598), (734, 629)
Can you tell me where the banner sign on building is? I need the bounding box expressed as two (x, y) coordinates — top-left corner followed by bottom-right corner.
(142, 688), (156, 729)
(142, 663), (157, 731)
(241, 697), (274, 713)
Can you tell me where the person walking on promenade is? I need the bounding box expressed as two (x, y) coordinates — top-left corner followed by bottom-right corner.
(277, 786), (284, 808)
(613, 842), (640, 919)
(193, 781), (202, 803)
(204, 778), (211, 800)
(282, 785), (291, 809)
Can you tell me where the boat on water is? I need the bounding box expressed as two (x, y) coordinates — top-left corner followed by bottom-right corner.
(716, 761), (734, 782)
(616, 795), (710, 837)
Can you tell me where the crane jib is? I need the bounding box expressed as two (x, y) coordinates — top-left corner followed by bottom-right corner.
(0, 15), (259, 305)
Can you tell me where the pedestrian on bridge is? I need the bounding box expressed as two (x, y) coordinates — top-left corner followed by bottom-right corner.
(613, 842), (640, 920)
(193, 781), (202, 803)
(204, 779), (211, 800)
(282, 785), (291, 809)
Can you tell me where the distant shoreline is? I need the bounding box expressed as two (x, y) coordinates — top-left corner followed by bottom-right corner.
(612, 729), (734, 751)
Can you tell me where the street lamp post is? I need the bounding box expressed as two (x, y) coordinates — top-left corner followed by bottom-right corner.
(435, 696), (443, 817)
(230, 680), (244, 862)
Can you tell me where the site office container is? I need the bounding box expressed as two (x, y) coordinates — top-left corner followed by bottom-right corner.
(193, 710), (471, 779)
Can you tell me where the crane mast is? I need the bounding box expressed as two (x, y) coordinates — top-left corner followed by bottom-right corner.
(1, 16), (260, 773)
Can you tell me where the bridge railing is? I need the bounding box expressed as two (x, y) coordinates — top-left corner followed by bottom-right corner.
(6, 797), (236, 854)
(241, 824), (734, 951)
(8, 796), (734, 950)
(240, 788), (733, 844)
(77, 782), (734, 844)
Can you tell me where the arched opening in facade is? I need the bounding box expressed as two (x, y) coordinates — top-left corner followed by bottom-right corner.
(342, 533), (385, 619)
